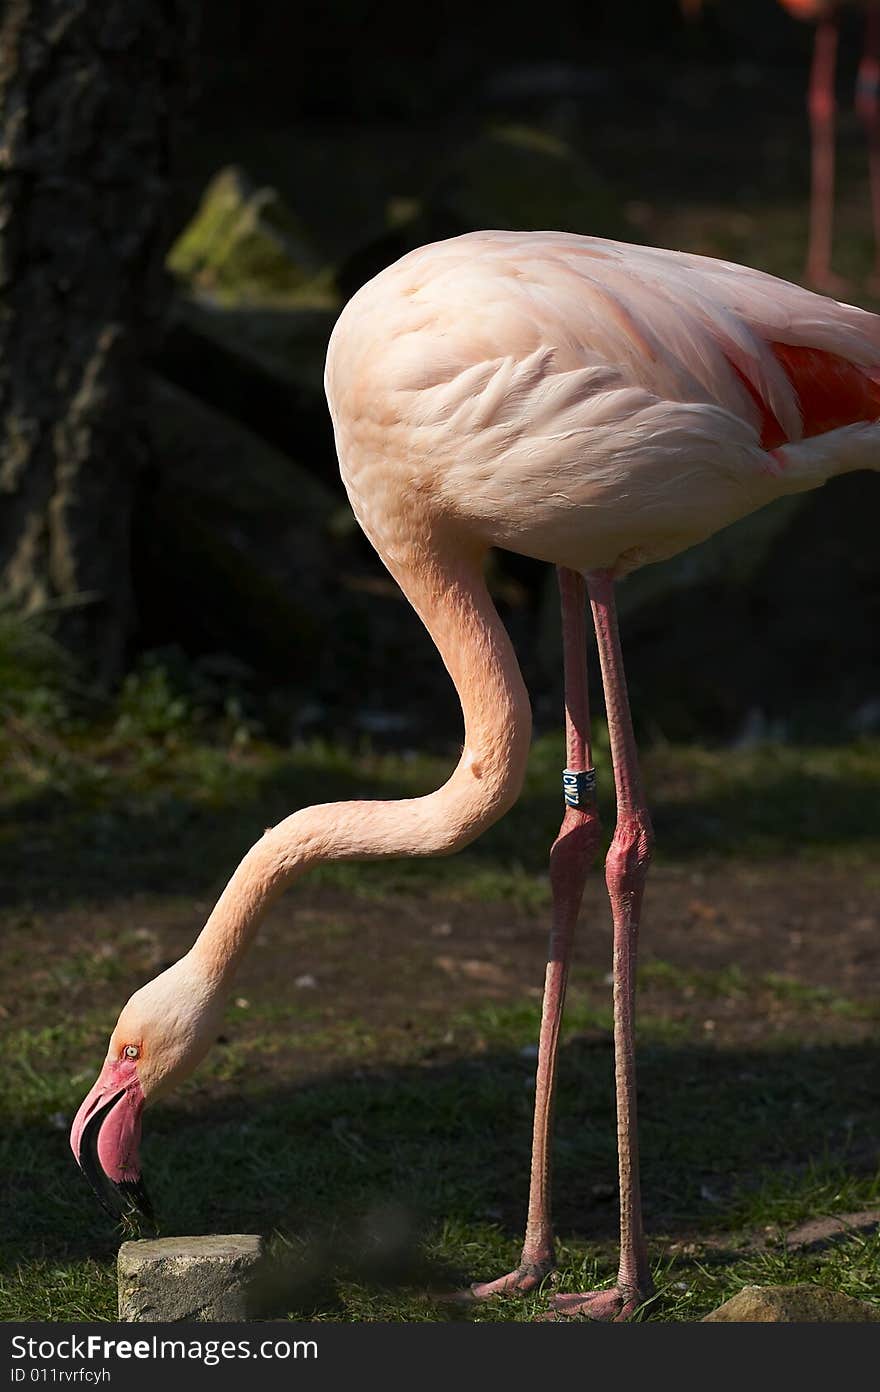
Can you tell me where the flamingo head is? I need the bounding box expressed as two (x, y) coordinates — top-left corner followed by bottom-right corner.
(70, 954), (223, 1225)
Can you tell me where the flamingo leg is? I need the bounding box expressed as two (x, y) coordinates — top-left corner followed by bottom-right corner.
(471, 566), (602, 1297)
(549, 570), (652, 1321)
(806, 12), (846, 293)
(857, 1), (880, 289)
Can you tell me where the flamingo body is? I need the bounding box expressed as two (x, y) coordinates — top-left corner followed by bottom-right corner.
(327, 230), (880, 578)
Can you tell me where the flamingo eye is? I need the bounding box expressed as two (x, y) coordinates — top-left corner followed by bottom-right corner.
(124, 1044), (140, 1060)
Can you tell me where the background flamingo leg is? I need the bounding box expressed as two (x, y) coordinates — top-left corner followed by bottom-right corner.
(470, 566), (602, 1299)
(547, 571), (653, 1321)
(806, 13), (846, 293)
(857, 1), (880, 289)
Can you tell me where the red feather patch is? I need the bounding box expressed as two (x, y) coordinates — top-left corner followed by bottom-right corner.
(771, 341), (880, 442)
(736, 342), (880, 450)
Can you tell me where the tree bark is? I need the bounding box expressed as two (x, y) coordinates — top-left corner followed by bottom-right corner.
(0, 0), (197, 683)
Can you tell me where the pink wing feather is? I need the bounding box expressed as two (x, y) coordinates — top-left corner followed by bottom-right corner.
(353, 231), (880, 446)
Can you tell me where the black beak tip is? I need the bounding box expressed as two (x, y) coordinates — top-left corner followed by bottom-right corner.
(75, 1157), (157, 1235)
(117, 1176), (157, 1232)
(75, 1090), (157, 1233)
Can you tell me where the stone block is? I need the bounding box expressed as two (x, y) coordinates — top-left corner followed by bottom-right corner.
(702, 1283), (880, 1322)
(118, 1235), (267, 1322)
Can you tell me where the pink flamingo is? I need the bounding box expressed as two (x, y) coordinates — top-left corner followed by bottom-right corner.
(782, 1), (880, 292)
(71, 231), (880, 1319)
(686, 1), (880, 292)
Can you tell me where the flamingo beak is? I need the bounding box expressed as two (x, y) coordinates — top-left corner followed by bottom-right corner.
(69, 1058), (154, 1227)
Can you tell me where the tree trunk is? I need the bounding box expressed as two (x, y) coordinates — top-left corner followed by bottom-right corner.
(0, 0), (197, 683)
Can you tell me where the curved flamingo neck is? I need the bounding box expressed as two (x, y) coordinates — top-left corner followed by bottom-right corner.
(189, 547), (532, 986)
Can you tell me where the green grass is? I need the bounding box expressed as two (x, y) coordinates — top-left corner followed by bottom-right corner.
(638, 960), (879, 1021)
(3, 664), (880, 912)
(1, 650), (878, 1321)
(2, 956), (878, 1320)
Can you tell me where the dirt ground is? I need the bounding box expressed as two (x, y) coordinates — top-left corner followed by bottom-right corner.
(11, 858), (877, 1077)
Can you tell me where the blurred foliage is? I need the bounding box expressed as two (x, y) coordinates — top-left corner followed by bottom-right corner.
(1, 606), (878, 918)
(0, 602), (77, 728)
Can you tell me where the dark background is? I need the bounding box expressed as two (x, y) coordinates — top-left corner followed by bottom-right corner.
(148, 0), (879, 747)
(4, 0), (880, 749)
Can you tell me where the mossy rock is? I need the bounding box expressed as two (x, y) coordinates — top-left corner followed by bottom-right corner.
(336, 125), (622, 297)
(168, 168), (250, 282)
(168, 167), (336, 306)
(140, 376), (341, 672)
(140, 376), (457, 718)
(431, 124), (622, 237)
(148, 375), (333, 520)
(335, 200), (462, 300)
(157, 297), (340, 495)
(174, 297), (337, 404)
(703, 1284), (880, 1322)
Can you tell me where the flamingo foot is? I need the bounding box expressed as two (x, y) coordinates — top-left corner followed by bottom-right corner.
(542, 1286), (642, 1322)
(469, 1259), (552, 1299)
